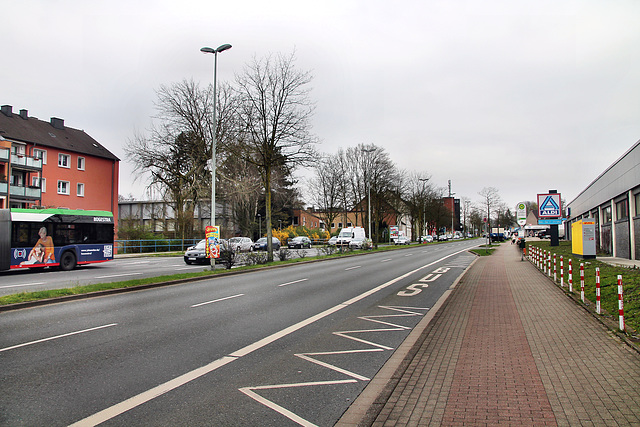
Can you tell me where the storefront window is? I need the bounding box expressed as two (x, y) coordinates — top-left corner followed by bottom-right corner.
(602, 205), (612, 223)
(616, 199), (629, 220)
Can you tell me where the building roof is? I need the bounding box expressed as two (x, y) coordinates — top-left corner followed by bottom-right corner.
(0, 104), (120, 161)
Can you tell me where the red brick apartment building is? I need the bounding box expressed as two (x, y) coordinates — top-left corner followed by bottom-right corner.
(0, 105), (119, 224)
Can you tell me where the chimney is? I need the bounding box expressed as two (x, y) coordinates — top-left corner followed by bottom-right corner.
(1, 105), (12, 117)
(19, 109), (28, 120)
(50, 117), (64, 129)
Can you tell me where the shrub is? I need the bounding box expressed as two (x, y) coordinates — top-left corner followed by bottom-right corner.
(245, 252), (268, 265)
(277, 248), (293, 261)
(218, 248), (238, 270)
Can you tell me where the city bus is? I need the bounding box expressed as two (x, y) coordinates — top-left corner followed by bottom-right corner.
(0, 208), (114, 271)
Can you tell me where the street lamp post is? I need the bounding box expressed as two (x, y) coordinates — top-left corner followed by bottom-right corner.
(361, 147), (375, 241)
(201, 43), (232, 268)
(418, 178), (430, 238)
(448, 179), (455, 236)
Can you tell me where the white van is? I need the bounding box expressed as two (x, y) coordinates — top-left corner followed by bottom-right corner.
(336, 226), (366, 247)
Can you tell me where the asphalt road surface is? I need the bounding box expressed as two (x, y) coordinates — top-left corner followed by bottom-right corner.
(0, 240), (479, 426)
(0, 248), (327, 297)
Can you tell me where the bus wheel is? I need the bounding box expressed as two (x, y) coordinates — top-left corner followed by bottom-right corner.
(59, 251), (77, 271)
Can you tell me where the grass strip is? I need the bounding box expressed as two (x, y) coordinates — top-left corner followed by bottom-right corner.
(528, 240), (639, 335)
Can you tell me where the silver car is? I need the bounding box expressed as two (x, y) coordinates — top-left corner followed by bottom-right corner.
(229, 237), (253, 252)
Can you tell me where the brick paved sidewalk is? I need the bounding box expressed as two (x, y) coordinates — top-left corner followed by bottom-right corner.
(338, 243), (640, 426)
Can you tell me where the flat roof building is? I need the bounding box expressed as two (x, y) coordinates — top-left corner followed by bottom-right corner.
(566, 139), (640, 260)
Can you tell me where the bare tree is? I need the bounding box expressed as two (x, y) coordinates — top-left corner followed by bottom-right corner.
(309, 152), (343, 233)
(404, 172), (434, 239)
(478, 186), (502, 241)
(356, 144), (401, 247)
(234, 52), (318, 260)
(126, 79), (238, 238)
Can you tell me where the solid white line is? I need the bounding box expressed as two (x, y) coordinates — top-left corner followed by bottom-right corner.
(191, 294), (244, 308)
(278, 278), (309, 287)
(404, 253), (414, 257)
(345, 265), (361, 271)
(0, 282), (45, 289)
(0, 323), (118, 353)
(69, 246), (472, 426)
(94, 273), (143, 279)
(380, 259), (392, 263)
(69, 356), (238, 427)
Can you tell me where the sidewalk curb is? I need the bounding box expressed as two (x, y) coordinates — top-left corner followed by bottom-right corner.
(336, 254), (480, 426)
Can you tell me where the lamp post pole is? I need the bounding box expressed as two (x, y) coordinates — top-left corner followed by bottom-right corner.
(201, 44), (231, 268)
(419, 178), (430, 238)
(362, 147), (375, 240)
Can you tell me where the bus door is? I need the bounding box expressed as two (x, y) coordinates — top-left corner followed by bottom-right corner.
(0, 210), (10, 271)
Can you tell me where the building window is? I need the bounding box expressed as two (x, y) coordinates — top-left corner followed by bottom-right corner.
(602, 205), (612, 223)
(338, 222), (343, 229)
(31, 176), (40, 188)
(616, 199), (629, 220)
(58, 153), (70, 168)
(636, 193), (640, 217)
(11, 144), (26, 156)
(77, 183), (85, 197)
(330, 223), (335, 229)
(347, 222), (352, 227)
(33, 149), (47, 164)
(77, 156), (85, 170)
(57, 180), (70, 195)
(41, 177), (46, 193)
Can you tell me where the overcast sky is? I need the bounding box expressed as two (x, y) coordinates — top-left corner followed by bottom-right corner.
(4, 0), (640, 213)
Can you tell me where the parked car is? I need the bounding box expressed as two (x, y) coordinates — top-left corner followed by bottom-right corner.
(327, 236), (338, 246)
(288, 236), (312, 249)
(253, 237), (281, 251)
(421, 235), (434, 243)
(395, 236), (411, 245)
(438, 234), (448, 241)
(349, 237), (372, 249)
(336, 226), (366, 247)
(229, 237), (253, 252)
(184, 239), (228, 264)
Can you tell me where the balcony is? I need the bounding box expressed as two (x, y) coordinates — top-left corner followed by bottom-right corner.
(0, 147), (9, 162)
(11, 154), (42, 170)
(0, 181), (6, 195)
(10, 185), (41, 199)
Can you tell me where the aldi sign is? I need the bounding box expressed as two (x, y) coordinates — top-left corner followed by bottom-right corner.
(538, 193), (562, 218)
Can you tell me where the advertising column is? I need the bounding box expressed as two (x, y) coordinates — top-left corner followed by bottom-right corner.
(205, 225), (220, 267)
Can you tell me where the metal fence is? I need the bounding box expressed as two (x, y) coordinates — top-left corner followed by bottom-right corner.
(115, 239), (201, 254)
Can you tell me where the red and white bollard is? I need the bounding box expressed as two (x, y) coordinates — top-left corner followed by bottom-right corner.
(553, 254), (557, 282)
(560, 256), (564, 287)
(568, 259), (573, 293)
(595, 268), (601, 314)
(543, 250), (547, 274)
(547, 252), (551, 278)
(618, 275), (625, 331)
(580, 263), (585, 302)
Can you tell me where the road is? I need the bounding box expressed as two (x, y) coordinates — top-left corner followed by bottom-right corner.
(0, 248), (328, 297)
(0, 240), (479, 426)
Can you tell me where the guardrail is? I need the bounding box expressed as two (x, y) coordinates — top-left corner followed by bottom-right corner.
(115, 239), (201, 254)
